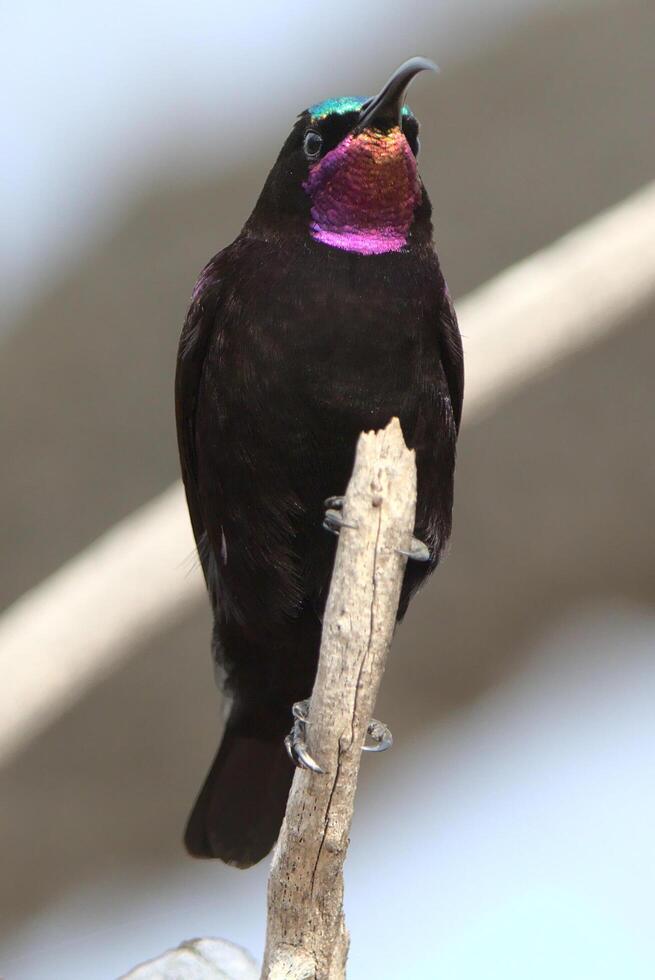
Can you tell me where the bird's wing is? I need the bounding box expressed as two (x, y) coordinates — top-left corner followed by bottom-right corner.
(439, 292), (464, 432)
(175, 257), (224, 599)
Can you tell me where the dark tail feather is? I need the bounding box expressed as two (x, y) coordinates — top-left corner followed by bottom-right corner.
(184, 703), (294, 867)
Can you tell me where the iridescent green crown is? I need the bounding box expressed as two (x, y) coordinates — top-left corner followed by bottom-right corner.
(308, 96), (414, 122)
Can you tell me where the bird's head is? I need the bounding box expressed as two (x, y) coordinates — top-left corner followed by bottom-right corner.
(248, 58), (437, 255)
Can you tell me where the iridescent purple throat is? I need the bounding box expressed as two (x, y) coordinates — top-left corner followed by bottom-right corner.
(302, 128), (421, 256)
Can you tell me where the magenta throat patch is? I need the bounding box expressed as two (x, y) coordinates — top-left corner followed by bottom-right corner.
(302, 127), (421, 255)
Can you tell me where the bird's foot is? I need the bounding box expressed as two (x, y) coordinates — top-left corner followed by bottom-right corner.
(284, 702), (392, 769)
(284, 700), (325, 773)
(322, 495), (357, 536)
(362, 717), (393, 753)
(324, 496), (427, 561)
(398, 536), (430, 562)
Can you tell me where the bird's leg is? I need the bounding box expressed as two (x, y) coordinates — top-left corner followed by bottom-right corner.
(285, 699), (393, 771)
(322, 495), (357, 536)
(284, 700), (325, 773)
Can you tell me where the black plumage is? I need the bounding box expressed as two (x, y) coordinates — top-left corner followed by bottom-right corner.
(175, 60), (463, 866)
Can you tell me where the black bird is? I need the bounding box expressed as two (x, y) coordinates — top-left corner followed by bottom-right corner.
(176, 58), (463, 866)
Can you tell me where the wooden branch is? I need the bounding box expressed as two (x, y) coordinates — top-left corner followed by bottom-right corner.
(261, 417), (417, 980)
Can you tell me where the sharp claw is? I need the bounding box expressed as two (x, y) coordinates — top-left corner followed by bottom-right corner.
(362, 718), (393, 753)
(323, 495), (358, 535)
(284, 732), (295, 764)
(294, 741), (325, 774)
(324, 495), (345, 510)
(286, 700), (325, 774)
(322, 511), (341, 535)
(397, 536), (430, 562)
(323, 507), (357, 536)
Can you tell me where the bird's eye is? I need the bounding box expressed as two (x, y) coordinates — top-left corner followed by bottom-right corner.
(303, 130), (323, 160)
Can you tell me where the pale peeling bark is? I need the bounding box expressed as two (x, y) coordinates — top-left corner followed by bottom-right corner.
(261, 417), (417, 980)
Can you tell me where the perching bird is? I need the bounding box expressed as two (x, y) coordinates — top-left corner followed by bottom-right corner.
(176, 58), (463, 867)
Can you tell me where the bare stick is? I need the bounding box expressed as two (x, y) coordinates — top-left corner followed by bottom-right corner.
(261, 417), (417, 980)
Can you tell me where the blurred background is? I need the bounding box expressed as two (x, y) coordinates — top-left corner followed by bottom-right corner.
(2, 0), (654, 977)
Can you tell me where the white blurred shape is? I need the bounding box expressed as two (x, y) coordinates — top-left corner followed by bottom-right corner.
(122, 937), (258, 980)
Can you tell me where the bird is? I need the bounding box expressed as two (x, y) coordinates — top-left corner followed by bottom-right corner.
(175, 57), (463, 867)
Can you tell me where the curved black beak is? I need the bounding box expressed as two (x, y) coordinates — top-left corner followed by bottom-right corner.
(353, 57), (437, 134)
